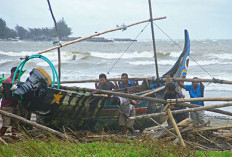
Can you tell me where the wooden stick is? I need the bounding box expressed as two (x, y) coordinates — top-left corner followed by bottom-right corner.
(0, 109), (67, 139)
(130, 102), (232, 120)
(167, 108), (186, 147)
(168, 97), (232, 103)
(19, 16), (166, 58)
(57, 85), (166, 103)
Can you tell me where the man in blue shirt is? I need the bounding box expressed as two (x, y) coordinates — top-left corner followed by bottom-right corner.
(119, 73), (138, 89)
(178, 77), (205, 124)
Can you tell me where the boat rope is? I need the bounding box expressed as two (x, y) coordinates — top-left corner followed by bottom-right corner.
(153, 22), (215, 80)
(106, 22), (150, 74)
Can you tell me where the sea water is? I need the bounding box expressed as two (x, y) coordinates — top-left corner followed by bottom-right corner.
(0, 39), (232, 117)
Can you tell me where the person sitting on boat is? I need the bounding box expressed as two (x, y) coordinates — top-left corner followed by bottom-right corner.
(95, 73), (118, 90)
(178, 77), (205, 124)
(163, 82), (189, 126)
(118, 73), (138, 89)
(0, 67), (19, 137)
(110, 96), (136, 135)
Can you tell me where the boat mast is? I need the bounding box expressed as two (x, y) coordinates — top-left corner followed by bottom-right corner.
(148, 0), (159, 79)
(47, 0), (61, 81)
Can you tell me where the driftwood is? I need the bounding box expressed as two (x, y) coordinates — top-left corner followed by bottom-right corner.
(130, 102), (232, 120)
(0, 109), (67, 139)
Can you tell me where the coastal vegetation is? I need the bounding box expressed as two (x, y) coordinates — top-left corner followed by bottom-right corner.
(0, 134), (232, 156)
(0, 18), (72, 41)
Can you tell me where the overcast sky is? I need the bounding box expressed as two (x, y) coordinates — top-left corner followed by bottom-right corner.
(1, 0), (231, 40)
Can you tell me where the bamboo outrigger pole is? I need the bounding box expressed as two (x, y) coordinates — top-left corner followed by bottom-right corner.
(58, 77), (232, 85)
(19, 16), (165, 58)
(148, 0), (159, 79)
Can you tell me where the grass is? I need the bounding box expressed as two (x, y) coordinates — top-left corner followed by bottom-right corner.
(0, 135), (231, 156)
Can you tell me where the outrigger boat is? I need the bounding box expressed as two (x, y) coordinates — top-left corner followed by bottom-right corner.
(1, 29), (190, 131)
(0, 0), (191, 131)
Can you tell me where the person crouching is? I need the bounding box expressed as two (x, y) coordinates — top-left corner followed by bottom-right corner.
(110, 96), (136, 135)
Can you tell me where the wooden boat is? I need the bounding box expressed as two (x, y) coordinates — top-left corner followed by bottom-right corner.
(4, 29), (190, 131)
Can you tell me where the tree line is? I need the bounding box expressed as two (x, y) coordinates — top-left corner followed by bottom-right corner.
(0, 18), (72, 41)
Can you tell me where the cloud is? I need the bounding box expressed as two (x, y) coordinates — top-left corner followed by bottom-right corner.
(0, 0), (231, 39)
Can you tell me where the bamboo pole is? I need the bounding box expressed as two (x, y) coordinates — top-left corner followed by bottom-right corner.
(130, 102), (232, 120)
(0, 109), (67, 139)
(19, 17), (165, 58)
(167, 108), (186, 147)
(168, 97), (232, 103)
(58, 78), (151, 84)
(57, 85), (166, 104)
(176, 102), (232, 116)
(141, 86), (165, 97)
(47, 0), (61, 81)
(148, 0), (159, 79)
(174, 78), (232, 85)
(58, 77), (232, 85)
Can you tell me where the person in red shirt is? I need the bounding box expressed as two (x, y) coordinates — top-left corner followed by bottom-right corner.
(0, 66), (19, 136)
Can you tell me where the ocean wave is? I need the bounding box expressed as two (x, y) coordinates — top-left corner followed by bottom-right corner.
(190, 59), (232, 66)
(90, 51), (154, 59)
(0, 50), (90, 62)
(0, 51), (36, 56)
(128, 60), (176, 66)
(208, 53), (232, 60)
(169, 51), (182, 58)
